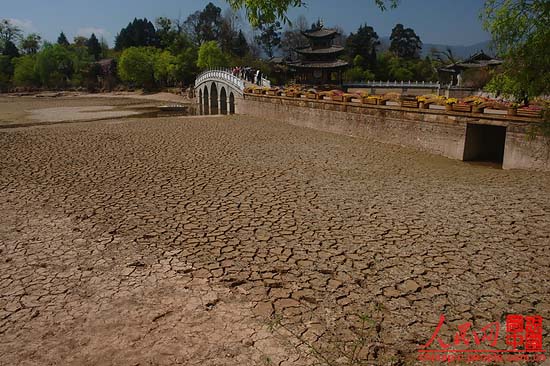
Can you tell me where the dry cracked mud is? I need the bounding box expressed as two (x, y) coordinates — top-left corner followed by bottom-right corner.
(1, 96), (549, 365)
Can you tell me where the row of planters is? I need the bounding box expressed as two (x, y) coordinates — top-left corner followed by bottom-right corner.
(434, 96), (544, 118)
(244, 86), (546, 119)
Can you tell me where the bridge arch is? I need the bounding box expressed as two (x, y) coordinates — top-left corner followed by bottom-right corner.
(220, 87), (228, 115)
(203, 86), (209, 115)
(210, 82), (218, 114)
(229, 92), (235, 114)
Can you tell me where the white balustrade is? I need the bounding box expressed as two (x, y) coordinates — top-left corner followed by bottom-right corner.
(195, 68), (270, 91)
(345, 80), (441, 88)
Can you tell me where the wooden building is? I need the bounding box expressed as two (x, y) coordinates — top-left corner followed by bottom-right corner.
(438, 51), (502, 87)
(287, 26), (348, 86)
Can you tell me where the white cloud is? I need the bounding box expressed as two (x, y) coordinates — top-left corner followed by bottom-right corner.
(7, 18), (34, 33)
(76, 27), (110, 39)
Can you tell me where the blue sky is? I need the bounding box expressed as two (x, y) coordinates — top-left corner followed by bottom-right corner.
(4, 0), (490, 46)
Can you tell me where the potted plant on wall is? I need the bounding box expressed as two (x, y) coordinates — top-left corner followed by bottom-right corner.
(445, 98), (457, 111)
(507, 102), (519, 116)
(453, 99), (473, 112)
(362, 95), (380, 105)
(517, 104), (543, 118)
(472, 98), (487, 113)
(401, 95), (419, 108)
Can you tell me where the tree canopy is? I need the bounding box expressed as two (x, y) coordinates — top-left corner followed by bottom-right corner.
(389, 24), (422, 59)
(118, 46), (158, 89)
(482, 0), (549, 100)
(115, 18), (160, 50)
(183, 2), (224, 46)
(0, 19), (23, 45)
(254, 20), (282, 58)
(57, 32), (70, 46)
(20, 33), (42, 55)
(86, 33), (102, 60)
(35, 44), (74, 88)
(226, 0), (400, 26)
(346, 24), (380, 69)
(197, 41), (227, 69)
(12, 55), (39, 87)
(2, 40), (20, 59)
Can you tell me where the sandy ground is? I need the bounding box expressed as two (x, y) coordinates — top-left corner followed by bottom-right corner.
(80, 91), (191, 104)
(0, 92), (190, 127)
(1, 96), (549, 365)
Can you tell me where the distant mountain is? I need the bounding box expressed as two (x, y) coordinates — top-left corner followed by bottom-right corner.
(421, 40), (494, 59)
(377, 37), (494, 60)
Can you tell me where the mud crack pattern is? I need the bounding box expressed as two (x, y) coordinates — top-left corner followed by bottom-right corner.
(1, 112), (549, 365)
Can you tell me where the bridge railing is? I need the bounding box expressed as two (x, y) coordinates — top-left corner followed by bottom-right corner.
(344, 80), (441, 89)
(195, 68), (271, 90)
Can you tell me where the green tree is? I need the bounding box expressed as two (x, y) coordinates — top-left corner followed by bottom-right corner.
(155, 17), (178, 49)
(57, 32), (70, 46)
(375, 51), (425, 81)
(482, 0), (549, 100)
(280, 14), (308, 60)
(115, 18), (160, 50)
(226, 0), (399, 26)
(86, 33), (102, 60)
(346, 24), (380, 69)
(35, 44), (74, 88)
(20, 33), (42, 55)
(69, 46), (94, 87)
(344, 66), (375, 83)
(0, 19), (23, 46)
(219, 9), (240, 55)
(175, 49), (199, 86)
(389, 24), (422, 59)
(196, 41), (227, 69)
(100, 37), (110, 58)
(154, 50), (178, 86)
(2, 40), (20, 59)
(232, 30), (250, 58)
(12, 55), (39, 87)
(0, 55), (13, 90)
(73, 36), (88, 48)
(183, 3), (223, 46)
(254, 20), (282, 58)
(118, 46), (159, 89)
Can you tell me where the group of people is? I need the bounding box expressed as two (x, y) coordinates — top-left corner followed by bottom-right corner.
(232, 67), (264, 86)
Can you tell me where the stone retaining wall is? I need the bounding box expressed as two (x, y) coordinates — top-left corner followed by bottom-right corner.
(240, 94), (550, 172)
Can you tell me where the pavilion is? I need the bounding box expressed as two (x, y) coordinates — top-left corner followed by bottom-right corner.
(287, 26), (348, 86)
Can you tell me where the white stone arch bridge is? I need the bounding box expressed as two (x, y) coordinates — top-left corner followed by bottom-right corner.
(194, 68), (270, 115)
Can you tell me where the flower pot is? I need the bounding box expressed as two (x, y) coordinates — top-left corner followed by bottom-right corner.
(517, 109), (542, 118)
(453, 104), (472, 112)
(445, 104), (453, 111)
(472, 106), (484, 113)
(401, 100), (419, 108)
(507, 107), (518, 116)
(331, 95), (344, 102)
(363, 98), (378, 105)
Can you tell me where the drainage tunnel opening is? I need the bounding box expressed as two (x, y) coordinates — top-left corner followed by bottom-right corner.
(463, 123), (507, 165)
